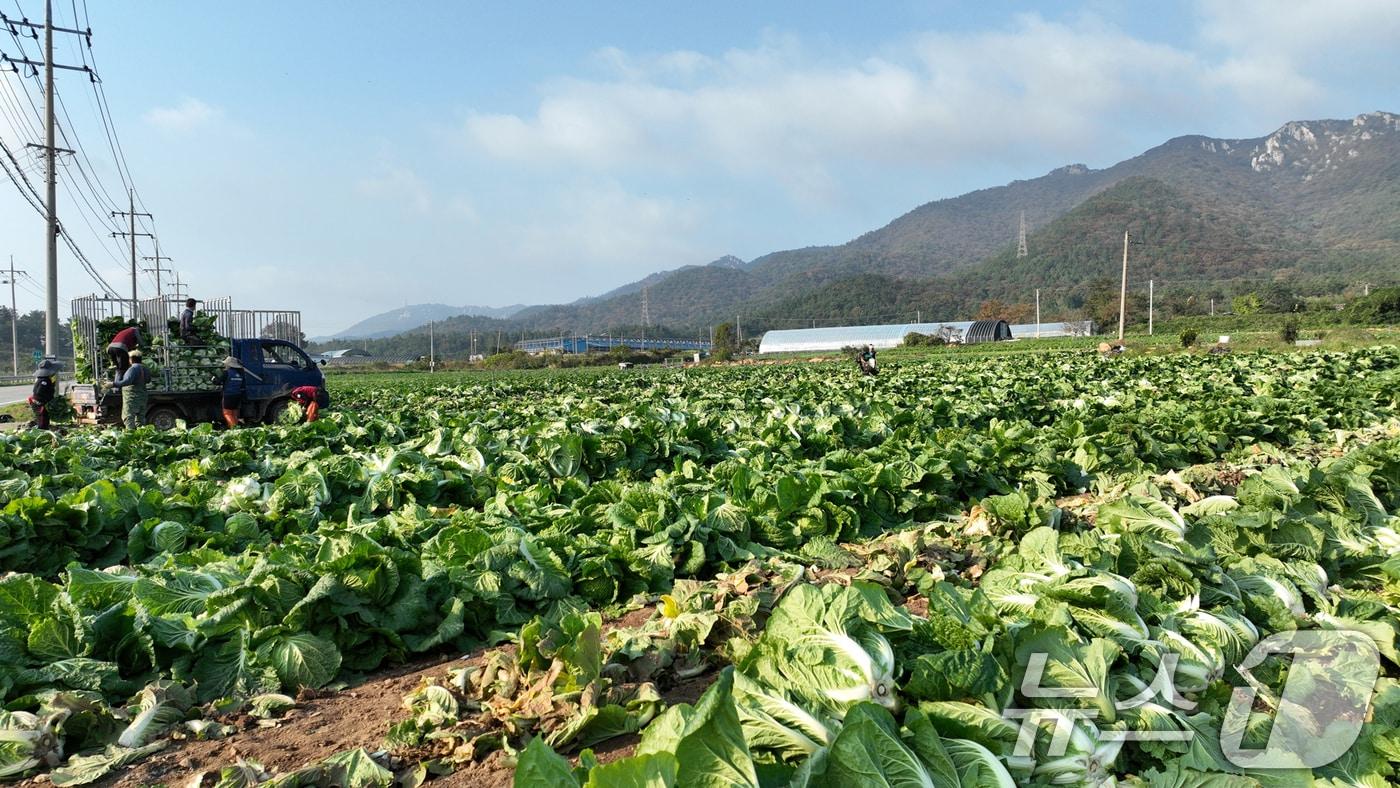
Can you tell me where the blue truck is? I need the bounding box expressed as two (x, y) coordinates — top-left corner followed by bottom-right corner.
(67, 297), (327, 429)
(71, 337), (326, 429)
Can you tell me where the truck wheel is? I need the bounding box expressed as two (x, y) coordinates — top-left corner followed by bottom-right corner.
(263, 399), (290, 425)
(146, 406), (182, 431)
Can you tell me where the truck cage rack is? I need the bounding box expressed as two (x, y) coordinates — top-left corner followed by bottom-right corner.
(70, 295), (304, 383)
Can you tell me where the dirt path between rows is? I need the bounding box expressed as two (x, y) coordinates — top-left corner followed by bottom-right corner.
(84, 607), (665, 787)
(101, 653), (463, 787)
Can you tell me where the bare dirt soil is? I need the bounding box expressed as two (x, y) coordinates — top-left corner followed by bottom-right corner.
(85, 606), (672, 787)
(98, 654), (463, 787)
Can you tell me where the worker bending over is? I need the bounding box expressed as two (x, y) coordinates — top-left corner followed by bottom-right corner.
(107, 325), (141, 376)
(858, 344), (878, 376)
(28, 359), (58, 429)
(288, 385), (328, 422)
(109, 349), (150, 428)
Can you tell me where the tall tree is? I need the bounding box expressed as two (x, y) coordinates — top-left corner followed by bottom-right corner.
(712, 322), (736, 361)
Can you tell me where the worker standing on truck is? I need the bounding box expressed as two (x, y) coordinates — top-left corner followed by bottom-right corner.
(220, 356), (247, 428)
(27, 359), (58, 429)
(109, 349), (150, 428)
(288, 385), (328, 422)
(107, 325), (141, 377)
(179, 298), (199, 343)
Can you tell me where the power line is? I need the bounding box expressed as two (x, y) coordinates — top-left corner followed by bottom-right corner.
(8, 7), (128, 222)
(2, 3), (97, 353)
(13, 271), (44, 300)
(141, 238), (169, 299)
(1, 1), (138, 318)
(3, 117), (121, 298)
(3, 141), (118, 296)
(60, 226), (117, 295)
(0, 138), (41, 211)
(111, 189), (150, 310)
(0, 134), (38, 199)
(7, 11), (128, 223)
(73, 1), (137, 200)
(0, 72), (40, 139)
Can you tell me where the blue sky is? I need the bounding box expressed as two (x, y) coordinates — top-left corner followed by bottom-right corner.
(2, 1), (1398, 335)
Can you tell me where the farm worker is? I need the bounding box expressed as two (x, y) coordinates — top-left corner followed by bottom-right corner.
(288, 385), (327, 422)
(107, 325), (141, 377)
(859, 344), (878, 375)
(110, 349), (150, 428)
(27, 359), (58, 429)
(218, 356), (264, 428)
(219, 356), (253, 428)
(179, 298), (199, 343)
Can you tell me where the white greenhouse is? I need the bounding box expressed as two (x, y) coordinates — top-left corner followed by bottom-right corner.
(756, 319), (1092, 354)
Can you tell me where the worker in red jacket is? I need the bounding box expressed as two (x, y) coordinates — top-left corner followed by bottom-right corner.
(288, 385), (328, 422)
(107, 325), (141, 377)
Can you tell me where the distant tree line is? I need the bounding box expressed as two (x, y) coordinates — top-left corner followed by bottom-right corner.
(0, 309), (74, 371)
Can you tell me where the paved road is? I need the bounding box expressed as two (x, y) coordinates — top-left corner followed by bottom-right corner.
(0, 384), (32, 406)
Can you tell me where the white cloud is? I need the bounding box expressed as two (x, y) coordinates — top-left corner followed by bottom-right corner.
(356, 166), (433, 213)
(143, 98), (220, 133)
(501, 180), (705, 296)
(463, 18), (1186, 200)
(460, 9), (1398, 206)
(1194, 0), (1400, 112)
(1196, 0), (1400, 57)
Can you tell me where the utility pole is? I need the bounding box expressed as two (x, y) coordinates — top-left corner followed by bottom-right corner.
(5, 3), (93, 356)
(112, 190), (152, 315)
(168, 270), (187, 299)
(917, 309), (921, 324)
(3, 257), (23, 375)
(1118, 231), (1130, 342)
(43, 2), (58, 356)
(1148, 279), (1154, 336)
(142, 240), (172, 301)
(736, 315), (742, 349)
(1035, 289), (1041, 338)
(1210, 297), (1215, 317)
(428, 320), (435, 372)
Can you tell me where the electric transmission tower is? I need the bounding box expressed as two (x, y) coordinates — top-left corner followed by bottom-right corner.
(1017, 211), (1028, 258)
(641, 286), (650, 328)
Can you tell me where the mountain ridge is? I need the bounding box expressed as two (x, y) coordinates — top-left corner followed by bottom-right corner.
(319, 302), (526, 341)
(372, 111), (1400, 343)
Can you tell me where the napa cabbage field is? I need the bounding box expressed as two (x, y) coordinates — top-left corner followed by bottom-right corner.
(1, 347), (1399, 786)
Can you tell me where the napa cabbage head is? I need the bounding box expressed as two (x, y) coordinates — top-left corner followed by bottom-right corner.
(219, 476), (264, 512)
(0, 710), (66, 779)
(740, 582), (909, 718)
